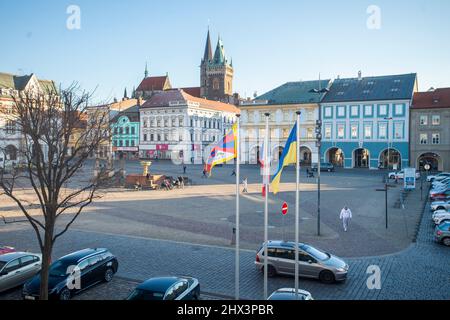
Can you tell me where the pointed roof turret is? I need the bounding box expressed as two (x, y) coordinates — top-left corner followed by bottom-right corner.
(144, 62), (149, 78)
(203, 29), (212, 62)
(123, 87), (128, 98)
(213, 37), (227, 65)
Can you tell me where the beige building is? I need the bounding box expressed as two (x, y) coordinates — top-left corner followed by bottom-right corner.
(239, 80), (331, 165)
(410, 88), (450, 172)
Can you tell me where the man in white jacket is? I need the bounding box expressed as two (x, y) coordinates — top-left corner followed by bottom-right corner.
(340, 206), (352, 232)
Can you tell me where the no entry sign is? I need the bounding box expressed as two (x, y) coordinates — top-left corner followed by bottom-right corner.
(282, 202), (288, 215)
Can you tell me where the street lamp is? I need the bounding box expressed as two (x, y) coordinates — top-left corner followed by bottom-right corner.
(384, 117), (393, 175)
(309, 84), (329, 236)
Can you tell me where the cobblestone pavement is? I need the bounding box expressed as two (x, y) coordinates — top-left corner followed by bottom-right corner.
(0, 199), (449, 300)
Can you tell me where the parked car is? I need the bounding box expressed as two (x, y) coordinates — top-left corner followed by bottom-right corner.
(255, 240), (348, 283)
(435, 221), (450, 246)
(388, 170), (420, 179)
(430, 190), (450, 201)
(432, 211), (450, 225)
(267, 288), (313, 300)
(311, 162), (335, 172)
(22, 248), (118, 300)
(0, 252), (42, 293)
(126, 276), (200, 300)
(0, 246), (16, 256)
(430, 200), (450, 212)
(427, 172), (450, 182)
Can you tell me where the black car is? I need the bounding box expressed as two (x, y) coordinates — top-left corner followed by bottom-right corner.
(311, 162), (335, 172)
(22, 248), (118, 300)
(126, 276), (200, 300)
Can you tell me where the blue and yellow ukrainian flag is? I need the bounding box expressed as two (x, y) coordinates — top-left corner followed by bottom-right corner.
(270, 123), (297, 194)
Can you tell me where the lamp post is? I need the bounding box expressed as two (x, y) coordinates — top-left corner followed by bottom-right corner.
(384, 117), (393, 173)
(309, 83), (329, 236)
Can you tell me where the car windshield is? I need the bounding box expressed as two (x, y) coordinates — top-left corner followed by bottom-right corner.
(0, 261), (6, 271)
(301, 245), (329, 261)
(127, 289), (165, 300)
(49, 260), (73, 277)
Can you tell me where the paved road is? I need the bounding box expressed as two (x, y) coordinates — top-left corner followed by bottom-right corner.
(1, 200), (448, 300)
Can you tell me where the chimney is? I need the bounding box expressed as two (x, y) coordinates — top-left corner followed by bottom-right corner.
(358, 71), (362, 81)
(137, 97), (142, 106)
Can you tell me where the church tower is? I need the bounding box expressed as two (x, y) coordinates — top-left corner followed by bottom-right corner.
(200, 31), (234, 102)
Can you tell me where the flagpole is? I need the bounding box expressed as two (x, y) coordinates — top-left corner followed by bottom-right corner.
(263, 112), (270, 299)
(295, 111), (301, 299)
(235, 114), (240, 300)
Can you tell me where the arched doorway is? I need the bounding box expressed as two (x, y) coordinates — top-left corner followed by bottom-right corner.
(417, 153), (441, 171)
(379, 149), (402, 170)
(5, 145), (17, 161)
(327, 147), (344, 167)
(272, 146), (284, 163)
(354, 148), (370, 168)
(300, 146), (312, 165)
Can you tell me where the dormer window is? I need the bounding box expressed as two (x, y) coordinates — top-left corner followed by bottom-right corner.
(391, 88), (399, 92)
(363, 90), (370, 94)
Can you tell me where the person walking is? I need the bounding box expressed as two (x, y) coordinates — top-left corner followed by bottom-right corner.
(340, 206), (352, 232)
(231, 168), (236, 176)
(183, 165), (187, 174)
(242, 177), (248, 193)
(202, 169), (208, 178)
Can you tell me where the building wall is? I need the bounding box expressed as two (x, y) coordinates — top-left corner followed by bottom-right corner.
(139, 104), (236, 163)
(112, 115), (140, 154)
(410, 108), (450, 172)
(321, 100), (411, 169)
(239, 103), (319, 165)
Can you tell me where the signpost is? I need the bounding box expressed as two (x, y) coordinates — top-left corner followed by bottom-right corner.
(404, 168), (416, 190)
(281, 202), (288, 241)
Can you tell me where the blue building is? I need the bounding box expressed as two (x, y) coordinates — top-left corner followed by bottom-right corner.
(320, 72), (417, 169)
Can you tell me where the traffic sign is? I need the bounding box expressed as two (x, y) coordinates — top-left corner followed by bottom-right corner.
(424, 164), (431, 171)
(282, 202), (288, 215)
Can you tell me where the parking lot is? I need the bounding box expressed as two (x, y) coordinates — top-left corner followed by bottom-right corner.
(1, 162), (448, 300)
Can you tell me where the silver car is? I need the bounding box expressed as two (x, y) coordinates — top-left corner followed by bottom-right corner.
(0, 252), (42, 293)
(430, 200), (450, 212)
(255, 241), (349, 283)
(267, 288), (313, 300)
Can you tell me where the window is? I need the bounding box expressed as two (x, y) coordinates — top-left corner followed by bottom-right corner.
(125, 140), (129, 147)
(394, 122), (404, 139)
(157, 120), (161, 127)
(125, 127), (129, 134)
(337, 106), (346, 117)
(190, 119), (193, 127)
(157, 134), (161, 141)
(324, 124), (332, 139)
(6, 120), (15, 134)
(337, 123), (345, 139)
(420, 133), (427, 144)
(432, 133), (440, 144)
(114, 128), (118, 135)
(20, 256), (36, 267)
(324, 107), (332, 118)
(306, 128), (314, 139)
(131, 140), (135, 147)
(213, 78), (219, 90)
(350, 105), (359, 117)
(394, 104), (404, 116)
(5, 259), (21, 274)
(150, 134), (154, 141)
(119, 128), (123, 134)
(119, 140), (123, 147)
(432, 115), (440, 125)
(378, 104), (388, 117)
(364, 105), (373, 117)
(282, 128), (290, 139)
(351, 124), (358, 139)
(179, 118), (183, 126)
(419, 115), (428, 125)
(364, 124), (372, 139)
(164, 119), (169, 127)
(77, 260), (89, 271)
(143, 134), (147, 142)
(131, 127), (135, 135)
(378, 123), (387, 139)
(172, 118), (176, 126)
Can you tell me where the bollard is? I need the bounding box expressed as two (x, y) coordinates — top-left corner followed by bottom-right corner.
(231, 227), (236, 245)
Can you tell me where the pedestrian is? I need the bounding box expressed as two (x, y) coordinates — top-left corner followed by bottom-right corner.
(339, 206), (352, 232)
(202, 169), (208, 178)
(183, 165), (187, 174)
(306, 168), (309, 177)
(242, 177), (248, 193)
(231, 168), (236, 176)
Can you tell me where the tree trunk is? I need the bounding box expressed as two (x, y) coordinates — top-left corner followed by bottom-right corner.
(39, 229), (53, 300)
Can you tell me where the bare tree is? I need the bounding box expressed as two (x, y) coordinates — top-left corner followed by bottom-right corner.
(0, 84), (113, 300)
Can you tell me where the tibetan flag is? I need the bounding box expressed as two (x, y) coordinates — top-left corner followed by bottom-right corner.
(270, 123), (297, 194)
(205, 123), (238, 175)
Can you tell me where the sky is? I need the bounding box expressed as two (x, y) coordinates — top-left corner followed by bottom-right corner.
(1, 0), (450, 103)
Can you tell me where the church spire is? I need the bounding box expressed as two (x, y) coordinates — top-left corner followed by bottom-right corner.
(144, 62), (149, 78)
(123, 87), (128, 99)
(203, 29), (212, 62)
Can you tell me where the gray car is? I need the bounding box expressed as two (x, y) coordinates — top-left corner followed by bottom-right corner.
(435, 221), (450, 246)
(255, 241), (349, 283)
(0, 252), (42, 293)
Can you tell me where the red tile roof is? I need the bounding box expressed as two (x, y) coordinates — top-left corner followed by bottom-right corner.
(136, 76), (170, 92)
(411, 88), (450, 109)
(141, 89), (240, 114)
(180, 87), (201, 98)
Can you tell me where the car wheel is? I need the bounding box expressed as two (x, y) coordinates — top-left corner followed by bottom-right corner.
(319, 270), (335, 284)
(437, 207), (445, 211)
(442, 238), (450, 246)
(262, 265), (277, 278)
(104, 268), (114, 282)
(59, 287), (71, 301)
